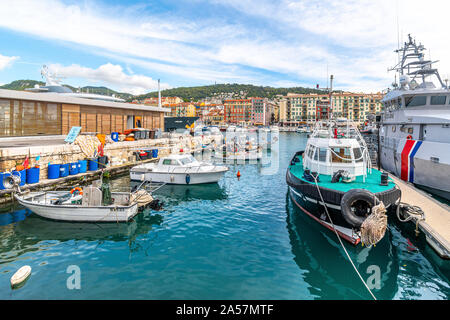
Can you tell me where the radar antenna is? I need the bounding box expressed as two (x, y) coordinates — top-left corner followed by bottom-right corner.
(388, 34), (445, 89)
(41, 65), (65, 86)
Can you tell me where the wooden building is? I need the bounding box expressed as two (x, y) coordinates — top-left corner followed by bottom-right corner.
(0, 89), (170, 137)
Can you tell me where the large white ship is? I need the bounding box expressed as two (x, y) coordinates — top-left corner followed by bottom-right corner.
(379, 34), (450, 200)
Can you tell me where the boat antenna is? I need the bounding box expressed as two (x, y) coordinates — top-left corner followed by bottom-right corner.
(158, 79), (162, 108)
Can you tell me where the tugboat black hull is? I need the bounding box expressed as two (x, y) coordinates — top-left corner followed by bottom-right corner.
(286, 169), (401, 245)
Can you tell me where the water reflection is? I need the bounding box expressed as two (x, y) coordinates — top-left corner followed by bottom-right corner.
(0, 204), (164, 264)
(131, 181), (228, 204)
(285, 192), (399, 300)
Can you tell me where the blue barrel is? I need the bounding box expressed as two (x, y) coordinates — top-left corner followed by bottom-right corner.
(88, 158), (98, 171)
(111, 132), (119, 142)
(60, 164), (70, 177)
(48, 164), (61, 179)
(26, 167), (40, 184)
(0, 172), (11, 190)
(69, 162), (79, 175)
(12, 170), (26, 186)
(152, 149), (158, 158)
(78, 160), (87, 173)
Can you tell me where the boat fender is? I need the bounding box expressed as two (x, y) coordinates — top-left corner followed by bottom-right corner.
(340, 189), (380, 228)
(331, 170), (344, 183)
(185, 174), (191, 184)
(70, 187), (83, 196)
(11, 265), (31, 288)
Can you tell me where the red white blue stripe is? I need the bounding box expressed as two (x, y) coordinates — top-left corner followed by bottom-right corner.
(401, 139), (422, 183)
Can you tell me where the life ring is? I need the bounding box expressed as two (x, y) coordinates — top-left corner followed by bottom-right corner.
(406, 135), (412, 140)
(340, 189), (379, 228)
(70, 187), (83, 196)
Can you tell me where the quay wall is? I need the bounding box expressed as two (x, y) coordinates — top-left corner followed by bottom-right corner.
(0, 134), (223, 181)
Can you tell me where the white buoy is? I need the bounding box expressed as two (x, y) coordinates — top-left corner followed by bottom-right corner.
(11, 265), (31, 288)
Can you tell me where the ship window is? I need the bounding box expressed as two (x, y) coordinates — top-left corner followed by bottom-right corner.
(430, 96), (446, 105)
(353, 147), (363, 162)
(162, 159), (172, 165)
(405, 96), (427, 107)
(331, 147), (352, 163)
(318, 148), (328, 162)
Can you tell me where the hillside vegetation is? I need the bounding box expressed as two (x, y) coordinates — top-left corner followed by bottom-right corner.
(1, 81), (327, 102)
(132, 83), (326, 102)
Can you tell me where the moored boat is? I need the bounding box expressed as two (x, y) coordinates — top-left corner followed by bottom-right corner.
(379, 34), (450, 200)
(286, 120), (401, 245)
(130, 154), (228, 184)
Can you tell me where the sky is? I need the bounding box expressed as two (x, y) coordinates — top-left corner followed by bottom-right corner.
(0, 0), (449, 95)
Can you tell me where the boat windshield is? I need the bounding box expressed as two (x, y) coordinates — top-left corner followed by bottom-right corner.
(180, 156), (196, 165)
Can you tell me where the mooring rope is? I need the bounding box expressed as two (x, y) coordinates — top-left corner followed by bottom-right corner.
(311, 176), (377, 300)
(395, 193), (425, 236)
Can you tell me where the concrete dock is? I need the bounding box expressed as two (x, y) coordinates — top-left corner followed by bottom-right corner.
(389, 174), (450, 259)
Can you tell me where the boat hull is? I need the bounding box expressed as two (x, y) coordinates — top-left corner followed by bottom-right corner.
(380, 137), (450, 201)
(288, 186), (361, 245)
(16, 194), (139, 222)
(130, 170), (226, 184)
(286, 168), (401, 245)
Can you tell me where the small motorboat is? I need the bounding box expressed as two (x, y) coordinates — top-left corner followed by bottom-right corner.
(130, 154), (228, 184)
(7, 172), (154, 222)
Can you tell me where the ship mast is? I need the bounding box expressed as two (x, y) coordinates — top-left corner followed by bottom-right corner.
(389, 34), (445, 89)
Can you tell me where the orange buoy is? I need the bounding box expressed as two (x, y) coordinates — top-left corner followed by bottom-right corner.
(237, 170), (241, 178)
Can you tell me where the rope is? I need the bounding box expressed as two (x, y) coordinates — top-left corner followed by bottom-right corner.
(395, 193), (425, 236)
(311, 175), (377, 300)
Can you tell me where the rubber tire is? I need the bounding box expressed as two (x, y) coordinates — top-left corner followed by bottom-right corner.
(340, 189), (379, 228)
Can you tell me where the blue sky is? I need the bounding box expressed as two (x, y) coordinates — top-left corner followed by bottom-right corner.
(0, 0), (449, 95)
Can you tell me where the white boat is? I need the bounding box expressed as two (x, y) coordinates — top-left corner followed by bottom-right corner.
(130, 154), (228, 184)
(15, 190), (139, 222)
(380, 34), (450, 200)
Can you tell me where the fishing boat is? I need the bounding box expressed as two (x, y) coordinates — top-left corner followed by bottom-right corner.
(8, 172), (154, 222)
(286, 120), (401, 245)
(130, 154), (228, 184)
(379, 34), (450, 200)
(15, 190), (139, 222)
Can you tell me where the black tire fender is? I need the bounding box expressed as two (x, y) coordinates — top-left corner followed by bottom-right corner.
(340, 189), (379, 228)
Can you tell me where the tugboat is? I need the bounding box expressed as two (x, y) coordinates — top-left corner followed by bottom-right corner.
(286, 119), (401, 245)
(380, 34), (450, 200)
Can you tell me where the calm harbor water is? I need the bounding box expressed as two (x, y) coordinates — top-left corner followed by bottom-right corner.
(0, 132), (449, 299)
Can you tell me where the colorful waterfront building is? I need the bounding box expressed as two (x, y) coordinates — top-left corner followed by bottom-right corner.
(280, 92), (383, 125)
(144, 96), (183, 106)
(223, 99), (252, 125)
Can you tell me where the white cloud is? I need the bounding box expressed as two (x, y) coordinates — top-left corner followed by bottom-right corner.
(0, 0), (449, 92)
(0, 54), (18, 70)
(47, 63), (170, 95)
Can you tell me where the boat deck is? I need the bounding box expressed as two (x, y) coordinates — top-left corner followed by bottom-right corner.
(289, 154), (396, 194)
(389, 175), (450, 259)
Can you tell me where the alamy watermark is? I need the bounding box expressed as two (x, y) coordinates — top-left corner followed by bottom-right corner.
(66, 265), (81, 290)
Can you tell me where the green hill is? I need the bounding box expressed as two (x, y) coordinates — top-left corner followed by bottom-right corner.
(1, 80), (328, 103)
(131, 83), (327, 102)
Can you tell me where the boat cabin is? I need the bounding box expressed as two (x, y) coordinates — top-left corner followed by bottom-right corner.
(158, 155), (199, 167)
(302, 120), (371, 180)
